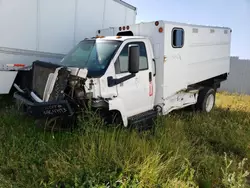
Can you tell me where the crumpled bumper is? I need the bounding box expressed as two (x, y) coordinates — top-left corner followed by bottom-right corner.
(13, 92), (74, 118)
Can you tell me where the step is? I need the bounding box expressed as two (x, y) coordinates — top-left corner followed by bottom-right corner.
(128, 109), (158, 126)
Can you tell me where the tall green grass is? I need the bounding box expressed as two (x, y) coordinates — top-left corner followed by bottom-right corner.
(0, 92), (250, 187)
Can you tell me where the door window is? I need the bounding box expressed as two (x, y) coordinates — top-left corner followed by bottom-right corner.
(115, 42), (148, 74)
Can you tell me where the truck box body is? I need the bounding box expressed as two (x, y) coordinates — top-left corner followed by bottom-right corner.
(98, 20), (231, 107)
(0, 0), (136, 94)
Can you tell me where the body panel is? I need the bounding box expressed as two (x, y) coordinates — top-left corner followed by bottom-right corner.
(0, 71), (18, 93)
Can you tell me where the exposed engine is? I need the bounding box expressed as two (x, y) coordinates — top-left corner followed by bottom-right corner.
(30, 61), (91, 106)
(14, 60), (94, 131)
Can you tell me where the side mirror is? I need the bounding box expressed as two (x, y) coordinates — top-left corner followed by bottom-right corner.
(128, 44), (139, 74)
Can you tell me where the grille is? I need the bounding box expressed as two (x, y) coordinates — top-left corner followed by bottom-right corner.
(31, 61), (69, 101)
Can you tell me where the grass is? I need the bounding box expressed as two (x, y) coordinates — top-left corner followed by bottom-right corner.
(0, 92), (250, 187)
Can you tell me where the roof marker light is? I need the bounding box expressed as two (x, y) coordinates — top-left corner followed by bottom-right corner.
(159, 27), (163, 33)
(96, 35), (105, 38)
(155, 21), (159, 26)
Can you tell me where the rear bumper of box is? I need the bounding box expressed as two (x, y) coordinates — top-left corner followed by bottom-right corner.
(13, 92), (74, 118)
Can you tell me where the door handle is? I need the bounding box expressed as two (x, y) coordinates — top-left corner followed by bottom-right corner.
(149, 72), (152, 82)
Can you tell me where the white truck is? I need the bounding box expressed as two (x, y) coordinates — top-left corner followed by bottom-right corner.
(13, 20), (231, 130)
(0, 0), (136, 94)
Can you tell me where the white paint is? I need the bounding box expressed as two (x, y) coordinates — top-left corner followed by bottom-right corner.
(43, 67), (62, 102)
(113, 39), (154, 117)
(0, 71), (17, 93)
(108, 97), (128, 126)
(0, 0), (37, 50)
(77, 69), (88, 79)
(38, 0), (76, 54)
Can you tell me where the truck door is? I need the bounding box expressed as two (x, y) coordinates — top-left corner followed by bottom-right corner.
(114, 40), (154, 117)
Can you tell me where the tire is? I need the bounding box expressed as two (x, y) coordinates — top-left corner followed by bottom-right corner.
(101, 110), (123, 127)
(195, 87), (216, 112)
(109, 111), (123, 126)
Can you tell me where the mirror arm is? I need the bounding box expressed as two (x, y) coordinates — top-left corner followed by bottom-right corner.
(107, 74), (135, 87)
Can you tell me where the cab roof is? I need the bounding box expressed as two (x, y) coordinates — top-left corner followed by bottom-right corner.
(87, 36), (146, 41)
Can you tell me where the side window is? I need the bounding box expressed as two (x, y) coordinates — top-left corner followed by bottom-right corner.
(115, 42), (148, 74)
(172, 28), (184, 48)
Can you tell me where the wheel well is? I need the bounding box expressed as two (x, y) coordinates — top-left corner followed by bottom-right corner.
(97, 109), (123, 126)
(108, 110), (123, 125)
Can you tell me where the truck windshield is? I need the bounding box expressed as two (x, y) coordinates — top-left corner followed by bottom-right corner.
(60, 40), (121, 77)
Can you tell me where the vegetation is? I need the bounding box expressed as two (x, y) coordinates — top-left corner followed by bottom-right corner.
(0, 92), (250, 187)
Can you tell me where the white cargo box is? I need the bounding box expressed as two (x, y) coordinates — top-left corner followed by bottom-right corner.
(0, 0), (136, 94)
(98, 20), (231, 101)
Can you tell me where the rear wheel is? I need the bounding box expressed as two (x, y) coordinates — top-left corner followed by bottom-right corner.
(195, 87), (216, 112)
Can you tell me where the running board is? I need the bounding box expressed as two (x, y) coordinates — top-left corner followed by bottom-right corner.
(128, 109), (158, 131)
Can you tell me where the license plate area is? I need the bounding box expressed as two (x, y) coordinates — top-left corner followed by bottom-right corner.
(27, 101), (73, 118)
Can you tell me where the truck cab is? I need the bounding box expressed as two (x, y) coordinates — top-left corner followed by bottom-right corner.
(13, 35), (157, 129)
(61, 36), (156, 127)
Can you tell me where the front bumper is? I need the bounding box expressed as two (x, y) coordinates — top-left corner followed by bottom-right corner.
(14, 92), (74, 118)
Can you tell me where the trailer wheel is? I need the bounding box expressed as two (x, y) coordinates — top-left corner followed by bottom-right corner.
(195, 87), (216, 112)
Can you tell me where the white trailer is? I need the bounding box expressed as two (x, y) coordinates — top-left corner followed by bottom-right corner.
(0, 0), (136, 94)
(13, 20), (231, 130)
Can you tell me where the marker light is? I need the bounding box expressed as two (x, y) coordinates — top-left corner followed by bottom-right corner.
(119, 27), (122, 31)
(96, 35), (105, 38)
(155, 21), (159, 26)
(7, 64), (25, 67)
(123, 26), (126, 30)
(159, 27), (163, 33)
(126, 26), (130, 30)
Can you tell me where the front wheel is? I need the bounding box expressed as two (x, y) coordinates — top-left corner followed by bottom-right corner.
(195, 87), (216, 112)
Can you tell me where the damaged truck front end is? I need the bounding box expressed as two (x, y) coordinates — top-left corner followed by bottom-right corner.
(13, 39), (121, 130)
(13, 61), (86, 130)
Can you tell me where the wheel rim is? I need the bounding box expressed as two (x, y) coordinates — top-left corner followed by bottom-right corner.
(205, 93), (215, 112)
